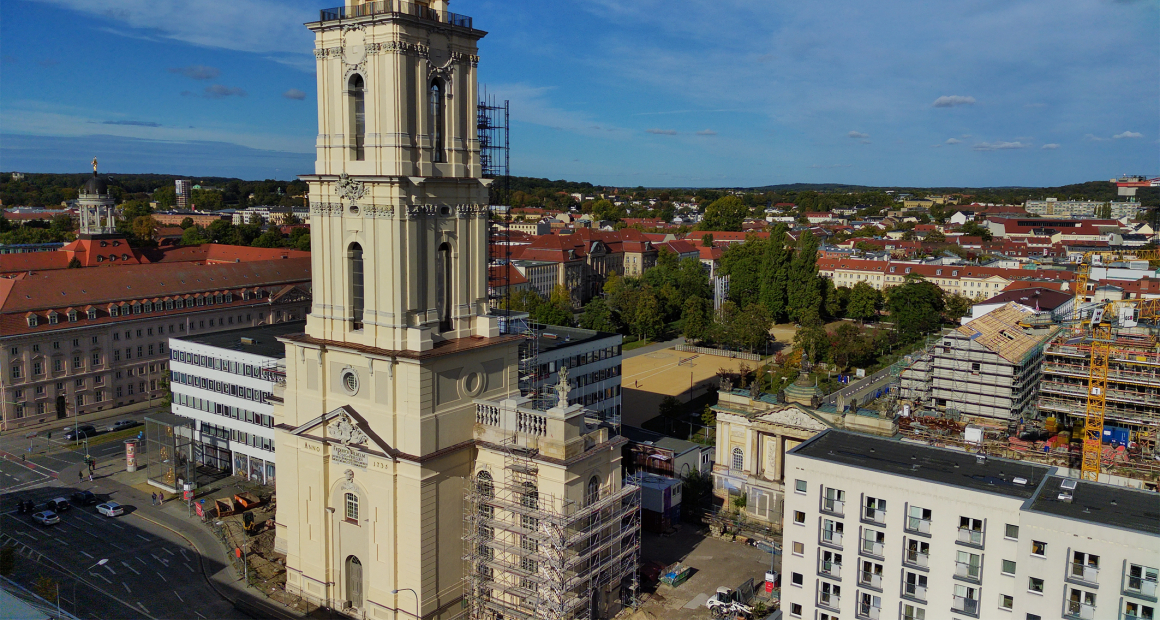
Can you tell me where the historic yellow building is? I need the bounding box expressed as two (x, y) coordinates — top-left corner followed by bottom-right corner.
(273, 2), (637, 619)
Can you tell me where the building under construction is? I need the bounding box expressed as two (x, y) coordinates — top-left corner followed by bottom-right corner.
(463, 392), (641, 620)
(1038, 328), (1160, 460)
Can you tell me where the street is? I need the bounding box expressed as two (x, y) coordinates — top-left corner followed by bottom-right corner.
(0, 408), (251, 620)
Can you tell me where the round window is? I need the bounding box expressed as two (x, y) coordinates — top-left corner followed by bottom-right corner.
(341, 369), (360, 395)
(349, 205), (360, 215)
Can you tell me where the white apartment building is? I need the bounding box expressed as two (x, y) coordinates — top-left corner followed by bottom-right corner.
(782, 429), (1159, 620)
(529, 325), (624, 424)
(168, 322), (301, 485)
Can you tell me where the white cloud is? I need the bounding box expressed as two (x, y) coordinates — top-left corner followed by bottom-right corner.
(282, 89), (307, 100)
(695, 129), (717, 136)
(1113, 131), (1143, 139)
(1041, 143), (1060, 149)
(202, 84), (247, 98)
(973, 141), (1028, 151)
(646, 128), (678, 135)
(932, 95), (976, 108)
(848, 131), (869, 139)
(945, 138), (961, 144)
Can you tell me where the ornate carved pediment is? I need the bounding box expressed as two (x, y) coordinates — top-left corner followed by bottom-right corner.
(327, 411), (369, 448)
(335, 174), (366, 203)
(756, 405), (829, 431)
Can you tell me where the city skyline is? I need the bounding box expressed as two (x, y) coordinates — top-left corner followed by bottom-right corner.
(0, 0), (1157, 186)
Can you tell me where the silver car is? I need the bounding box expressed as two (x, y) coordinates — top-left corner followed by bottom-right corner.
(32, 510), (60, 526)
(96, 502), (124, 517)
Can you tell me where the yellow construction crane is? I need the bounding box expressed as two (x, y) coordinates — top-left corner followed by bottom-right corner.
(1072, 249), (1160, 481)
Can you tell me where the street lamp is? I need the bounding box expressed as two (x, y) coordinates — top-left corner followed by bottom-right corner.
(73, 559), (108, 615)
(392, 588), (419, 619)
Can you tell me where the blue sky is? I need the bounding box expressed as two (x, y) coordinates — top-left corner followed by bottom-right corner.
(1, 0), (1156, 186)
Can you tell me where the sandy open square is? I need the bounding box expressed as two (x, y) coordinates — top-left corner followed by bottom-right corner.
(621, 348), (766, 428)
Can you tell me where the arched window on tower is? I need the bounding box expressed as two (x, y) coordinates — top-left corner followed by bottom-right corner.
(429, 80), (444, 163)
(348, 75), (365, 161)
(436, 242), (451, 332)
(348, 242), (364, 330)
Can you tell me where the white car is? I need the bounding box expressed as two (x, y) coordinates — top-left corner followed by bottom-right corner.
(96, 502), (124, 517)
(32, 510), (60, 526)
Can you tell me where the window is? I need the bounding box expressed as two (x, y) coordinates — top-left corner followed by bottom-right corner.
(956, 550), (981, 580)
(791, 541), (804, 556)
(821, 519), (843, 545)
(348, 242), (364, 329)
(1067, 588), (1096, 617)
(907, 505), (932, 533)
(91, 352), (100, 366)
(731, 447), (743, 470)
(1071, 551), (1099, 581)
(863, 496), (886, 522)
(344, 492), (359, 521)
(902, 604), (925, 620)
(32, 361), (41, 375)
(10, 364), (20, 379)
(861, 528), (885, 556)
(1127, 564), (1159, 596)
(1031, 540), (1046, 556)
(1002, 559), (1016, 575)
(1004, 524), (1019, 540)
(429, 80), (444, 162)
(819, 582), (840, 608)
(789, 603), (801, 617)
(790, 572), (802, 586)
(53, 359), (62, 372)
(9, 347), (17, 356)
(1124, 602), (1155, 620)
(823, 487), (845, 514)
(904, 571), (928, 600)
(1028, 577), (1044, 593)
(905, 538), (930, 567)
(953, 584), (978, 615)
(958, 516), (984, 545)
(793, 510), (805, 525)
(999, 594), (1013, 610)
(344, 73), (366, 160)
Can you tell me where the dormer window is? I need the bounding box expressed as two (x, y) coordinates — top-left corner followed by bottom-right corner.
(165, 300), (173, 310)
(97, 255), (105, 262)
(175, 298), (184, 309)
(890, 267), (896, 273)
(905, 268), (911, 273)
(133, 304), (142, 314)
(108, 305), (119, 317)
(953, 270), (958, 276)
(67, 310), (77, 322)
(143, 302), (152, 313)
(86, 308), (97, 320)
(27, 314), (38, 327)
(936, 269), (942, 275)
(48, 312), (58, 325)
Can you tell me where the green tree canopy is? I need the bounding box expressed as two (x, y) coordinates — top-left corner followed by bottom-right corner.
(698, 195), (750, 231)
(578, 297), (618, 333)
(887, 277), (945, 342)
(846, 281), (883, 323)
(179, 217), (195, 229)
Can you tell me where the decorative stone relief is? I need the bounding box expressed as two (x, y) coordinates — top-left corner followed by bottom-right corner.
(335, 174), (366, 203)
(327, 412), (369, 448)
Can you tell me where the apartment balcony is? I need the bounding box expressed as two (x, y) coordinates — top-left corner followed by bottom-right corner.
(857, 601), (881, 620)
(821, 530), (843, 548)
(822, 497), (845, 517)
(956, 527), (984, 547)
(818, 559), (842, 579)
(903, 583), (927, 602)
(1065, 600), (1096, 620)
(1125, 575), (1158, 599)
(1122, 612), (1157, 620)
(858, 570), (882, 590)
(818, 592), (840, 610)
(952, 596), (979, 617)
(954, 561), (981, 582)
(862, 507), (886, 525)
(861, 539), (884, 558)
(907, 517), (931, 535)
(1069, 562), (1100, 586)
(905, 549), (929, 569)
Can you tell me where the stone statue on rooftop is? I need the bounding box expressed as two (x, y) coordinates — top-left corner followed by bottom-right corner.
(555, 366), (571, 408)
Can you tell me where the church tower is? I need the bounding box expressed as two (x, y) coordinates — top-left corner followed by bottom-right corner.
(274, 3), (523, 618)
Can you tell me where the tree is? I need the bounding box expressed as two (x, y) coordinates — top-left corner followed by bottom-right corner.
(130, 215), (157, 243)
(681, 296), (713, 341)
(590, 199), (627, 223)
(786, 230), (822, 323)
(251, 229), (285, 248)
(578, 298), (618, 332)
(735, 303), (772, 352)
(794, 314), (830, 367)
(822, 276), (843, 320)
(179, 217), (195, 229)
(121, 199), (153, 219)
(846, 281), (882, 323)
(758, 225), (791, 322)
(67, 257), (82, 269)
(50, 213), (74, 232)
(152, 185), (176, 208)
(180, 226), (210, 245)
(191, 188), (223, 210)
(284, 213), (301, 225)
(503, 289), (544, 313)
(699, 195), (749, 231)
(293, 232), (311, 252)
(887, 277), (945, 343)
(531, 285), (574, 327)
(925, 230), (946, 243)
(658, 396), (684, 421)
(944, 293), (974, 322)
(701, 233), (714, 247)
(631, 291), (664, 340)
(960, 220), (993, 241)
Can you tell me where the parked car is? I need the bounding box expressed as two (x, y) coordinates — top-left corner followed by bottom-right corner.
(31, 511), (60, 526)
(45, 497), (70, 512)
(96, 502), (124, 517)
(106, 419), (141, 433)
(71, 490), (98, 505)
(63, 425), (97, 441)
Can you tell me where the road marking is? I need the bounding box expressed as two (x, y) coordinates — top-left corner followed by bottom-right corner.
(121, 561), (140, 575)
(184, 562), (195, 573)
(162, 548), (174, 556)
(122, 581), (131, 594)
(90, 571), (112, 585)
(104, 564), (116, 575)
(138, 603), (150, 614)
(173, 591), (184, 603)
(155, 570), (167, 582)
(80, 550), (94, 559)
(195, 612), (206, 619)
(135, 557), (147, 566)
(150, 553), (169, 567)
(135, 534), (149, 541)
(179, 549), (190, 561)
(107, 541), (125, 551)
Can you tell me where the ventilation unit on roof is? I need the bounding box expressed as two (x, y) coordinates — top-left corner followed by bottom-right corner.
(1013, 477), (1028, 486)
(240, 337), (255, 345)
(1060, 479), (1078, 491)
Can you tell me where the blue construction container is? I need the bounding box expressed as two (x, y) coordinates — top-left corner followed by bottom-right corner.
(1102, 426), (1130, 446)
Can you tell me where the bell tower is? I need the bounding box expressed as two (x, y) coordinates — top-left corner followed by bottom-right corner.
(302, 0), (495, 353)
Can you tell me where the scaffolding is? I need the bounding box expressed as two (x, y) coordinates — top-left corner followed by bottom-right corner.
(463, 442), (641, 620)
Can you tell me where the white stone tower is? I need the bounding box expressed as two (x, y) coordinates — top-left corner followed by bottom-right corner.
(274, 3), (522, 619)
(78, 158), (116, 235)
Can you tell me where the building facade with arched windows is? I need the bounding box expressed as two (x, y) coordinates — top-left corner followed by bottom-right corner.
(271, 3), (638, 620)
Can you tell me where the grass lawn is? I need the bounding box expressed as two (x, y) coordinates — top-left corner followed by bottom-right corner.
(622, 338), (652, 352)
(62, 426), (145, 450)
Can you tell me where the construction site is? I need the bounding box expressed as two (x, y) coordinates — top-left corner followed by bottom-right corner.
(894, 251), (1160, 489)
(462, 442), (642, 620)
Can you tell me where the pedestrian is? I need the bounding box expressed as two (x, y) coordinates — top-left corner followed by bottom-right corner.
(78, 470), (83, 482)
(151, 492), (157, 505)
(88, 472), (93, 482)
(158, 492), (164, 505)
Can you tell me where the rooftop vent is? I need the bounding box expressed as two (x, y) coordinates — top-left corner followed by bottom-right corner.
(240, 337), (255, 345)
(1060, 479), (1078, 491)
(1013, 477), (1028, 486)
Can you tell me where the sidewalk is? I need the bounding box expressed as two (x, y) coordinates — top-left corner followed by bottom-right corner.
(77, 460), (306, 619)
